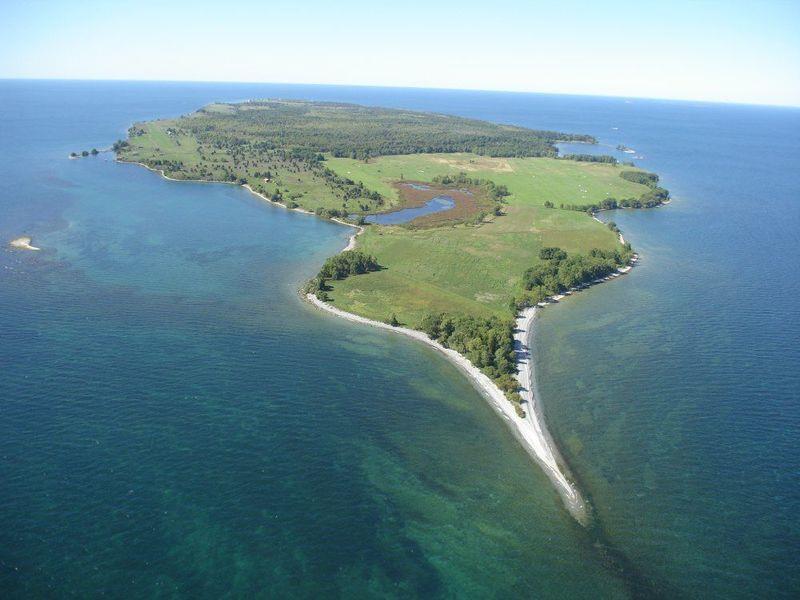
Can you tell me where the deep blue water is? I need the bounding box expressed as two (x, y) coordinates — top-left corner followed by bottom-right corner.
(1, 80), (798, 598)
(364, 195), (455, 224)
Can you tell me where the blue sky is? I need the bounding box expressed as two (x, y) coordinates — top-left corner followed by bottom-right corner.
(1, 0), (799, 106)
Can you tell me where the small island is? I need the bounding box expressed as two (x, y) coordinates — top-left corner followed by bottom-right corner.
(10, 236), (40, 251)
(112, 100), (668, 522)
(70, 148), (99, 159)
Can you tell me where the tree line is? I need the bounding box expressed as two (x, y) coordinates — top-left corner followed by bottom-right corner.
(186, 100), (596, 160)
(559, 153), (617, 164)
(419, 313), (525, 417)
(305, 251), (380, 300)
(556, 170), (669, 213)
(620, 170), (659, 187)
(515, 246), (632, 306)
(431, 171), (511, 202)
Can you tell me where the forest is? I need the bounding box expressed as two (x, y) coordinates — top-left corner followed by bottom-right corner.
(185, 100), (595, 160)
(418, 313), (525, 416)
(519, 246), (633, 305)
(559, 153), (618, 164)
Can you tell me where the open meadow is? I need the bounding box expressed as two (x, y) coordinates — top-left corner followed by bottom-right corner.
(322, 153), (647, 325)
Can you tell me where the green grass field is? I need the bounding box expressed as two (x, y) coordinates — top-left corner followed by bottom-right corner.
(327, 153), (647, 208)
(322, 154), (645, 325)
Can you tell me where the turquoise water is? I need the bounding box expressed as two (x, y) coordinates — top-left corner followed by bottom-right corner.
(0, 82), (627, 598)
(1, 81), (798, 597)
(363, 194), (455, 224)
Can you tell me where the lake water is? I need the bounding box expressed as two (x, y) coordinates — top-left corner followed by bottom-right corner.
(1, 80), (798, 598)
(363, 194), (456, 224)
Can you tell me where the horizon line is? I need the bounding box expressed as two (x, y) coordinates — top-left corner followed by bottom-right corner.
(2, 76), (799, 110)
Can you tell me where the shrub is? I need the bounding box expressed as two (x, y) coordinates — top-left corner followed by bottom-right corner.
(523, 246), (631, 294)
(620, 170), (659, 187)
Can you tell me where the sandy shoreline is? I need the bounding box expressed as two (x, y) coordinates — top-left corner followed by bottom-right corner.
(513, 307), (587, 518)
(330, 218), (364, 250)
(305, 207), (592, 521)
(306, 251), (638, 522)
(242, 184), (316, 216)
(304, 207), (588, 517)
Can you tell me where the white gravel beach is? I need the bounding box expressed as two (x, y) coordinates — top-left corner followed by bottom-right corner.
(307, 293), (588, 522)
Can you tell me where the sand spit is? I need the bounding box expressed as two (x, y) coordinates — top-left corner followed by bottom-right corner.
(306, 247), (639, 523)
(307, 293), (589, 522)
(513, 306), (588, 519)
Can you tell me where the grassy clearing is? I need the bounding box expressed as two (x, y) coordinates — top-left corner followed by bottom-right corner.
(123, 123), (205, 169)
(327, 153), (648, 208)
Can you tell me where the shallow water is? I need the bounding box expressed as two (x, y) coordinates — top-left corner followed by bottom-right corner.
(1, 81), (798, 598)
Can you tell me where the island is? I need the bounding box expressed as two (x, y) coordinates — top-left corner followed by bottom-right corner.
(113, 100), (668, 522)
(69, 148), (99, 159)
(10, 236), (40, 251)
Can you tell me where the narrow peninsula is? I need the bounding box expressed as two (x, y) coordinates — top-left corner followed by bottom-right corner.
(113, 100), (668, 522)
